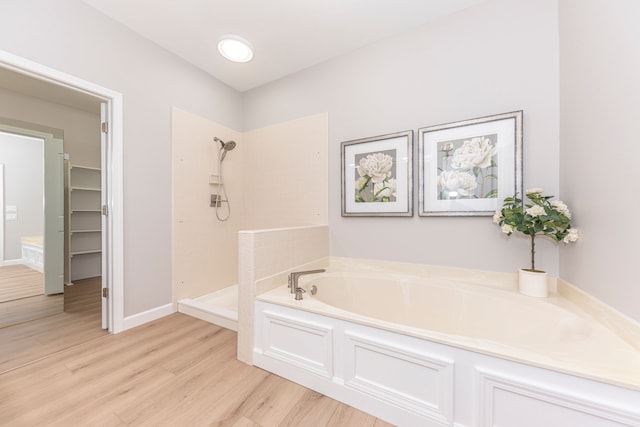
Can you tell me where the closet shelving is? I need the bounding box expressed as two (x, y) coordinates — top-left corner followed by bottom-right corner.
(67, 164), (102, 284)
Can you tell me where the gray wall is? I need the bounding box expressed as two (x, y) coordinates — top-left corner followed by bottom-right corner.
(244, 0), (561, 274)
(0, 132), (43, 260)
(1, 0), (243, 316)
(0, 87), (101, 168)
(0, 87), (101, 285)
(559, 0), (640, 321)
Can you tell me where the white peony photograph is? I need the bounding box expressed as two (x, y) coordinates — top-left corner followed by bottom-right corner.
(341, 131), (413, 216)
(418, 111), (522, 216)
(437, 134), (498, 200)
(354, 149), (397, 203)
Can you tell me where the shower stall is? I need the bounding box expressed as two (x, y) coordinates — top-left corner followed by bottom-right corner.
(171, 109), (328, 334)
(177, 136), (240, 329)
(178, 283), (239, 331)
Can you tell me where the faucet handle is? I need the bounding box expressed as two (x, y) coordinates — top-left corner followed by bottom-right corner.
(294, 287), (306, 300)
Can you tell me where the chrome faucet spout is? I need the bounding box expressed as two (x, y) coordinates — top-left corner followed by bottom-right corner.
(288, 269), (326, 295)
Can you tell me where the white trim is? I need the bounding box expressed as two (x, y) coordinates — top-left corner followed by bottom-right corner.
(123, 303), (176, 330)
(0, 259), (23, 266)
(0, 49), (125, 333)
(344, 331), (454, 424)
(475, 367), (640, 426)
(108, 95), (124, 333)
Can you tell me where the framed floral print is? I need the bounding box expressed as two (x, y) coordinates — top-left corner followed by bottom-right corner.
(341, 130), (413, 217)
(418, 111), (523, 216)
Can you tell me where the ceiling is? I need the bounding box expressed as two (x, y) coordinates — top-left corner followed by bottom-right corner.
(82, 0), (487, 92)
(0, 66), (102, 113)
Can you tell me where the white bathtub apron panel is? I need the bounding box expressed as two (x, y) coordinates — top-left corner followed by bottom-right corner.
(254, 298), (640, 427)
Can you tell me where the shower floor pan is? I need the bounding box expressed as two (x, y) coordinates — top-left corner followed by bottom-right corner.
(178, 284), (238, 331)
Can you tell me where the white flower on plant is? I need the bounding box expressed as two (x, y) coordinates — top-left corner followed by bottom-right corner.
(438, 170), (478, 197)
(501, 224), (514, 234)
(563, 228), (579, 243)
(374, 178), (397, 199)
(495, 189), (578, 271)
(450, 136), (497, 170)
(551, 200), (571, 218)
(526, 205), (546, 217)
(492, 211), (503, 224)
(357, 153), (393, 184)
(525, 187), (544, 195)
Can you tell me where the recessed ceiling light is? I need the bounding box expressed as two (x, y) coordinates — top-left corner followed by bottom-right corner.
(217, 35), (254, 63)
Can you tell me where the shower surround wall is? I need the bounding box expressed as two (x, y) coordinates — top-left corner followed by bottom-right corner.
(171, 107), (244, 303)
(243, 115), (328, 229)
(171, 109), (328, 305)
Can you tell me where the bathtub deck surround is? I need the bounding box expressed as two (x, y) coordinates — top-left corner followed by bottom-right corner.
(558, 277), (640, 353)
(253, 257), (640, 426)
(237, 225), (330, 364)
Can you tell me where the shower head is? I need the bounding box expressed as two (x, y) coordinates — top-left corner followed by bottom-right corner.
(214, 137), (236, 151)
(214, 137), (236, 162)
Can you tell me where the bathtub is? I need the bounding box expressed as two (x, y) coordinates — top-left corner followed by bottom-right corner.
(21, 236), (43, 273)
(254, 267), (640, 427)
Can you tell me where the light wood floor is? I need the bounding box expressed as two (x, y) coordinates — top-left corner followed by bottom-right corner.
(0, 292), (63, 329)
(0, 277), (105, 373)
(0, 264), (62, 328)
(0, 264), (43, 303)
(0, 282), (394, 426)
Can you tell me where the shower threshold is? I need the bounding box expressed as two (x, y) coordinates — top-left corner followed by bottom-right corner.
(178, 284), (238, 331)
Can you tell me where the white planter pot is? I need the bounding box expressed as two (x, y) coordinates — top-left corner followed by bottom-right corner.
(518, 269), (549, 297)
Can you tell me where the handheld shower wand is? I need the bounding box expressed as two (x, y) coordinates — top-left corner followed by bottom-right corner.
(212, 137), (236, 221)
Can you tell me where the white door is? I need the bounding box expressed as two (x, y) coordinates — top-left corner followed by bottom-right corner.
(100, 103), (109, 329)
(43, 136), (64, 295)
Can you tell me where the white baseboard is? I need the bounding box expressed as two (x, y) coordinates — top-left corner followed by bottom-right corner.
(0, 259), (25, 267)
(122, 303), (176, 331)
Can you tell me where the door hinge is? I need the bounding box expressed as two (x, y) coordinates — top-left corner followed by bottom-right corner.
(102, 205), (108, 216)
(102, 287), (109, 298)
(101, 122), (109, 133)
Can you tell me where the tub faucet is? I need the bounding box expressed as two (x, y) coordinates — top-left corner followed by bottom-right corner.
(288, 269), (326, 297)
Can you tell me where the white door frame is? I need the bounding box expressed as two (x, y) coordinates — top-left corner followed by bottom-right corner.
(0, 49), (125, 333)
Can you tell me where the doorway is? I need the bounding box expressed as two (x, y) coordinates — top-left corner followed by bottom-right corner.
(0, 49), (124, 333)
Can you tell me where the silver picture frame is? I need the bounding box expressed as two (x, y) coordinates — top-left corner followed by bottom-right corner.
(418, 111), (523, 216)
(341, 130), (413, 217)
